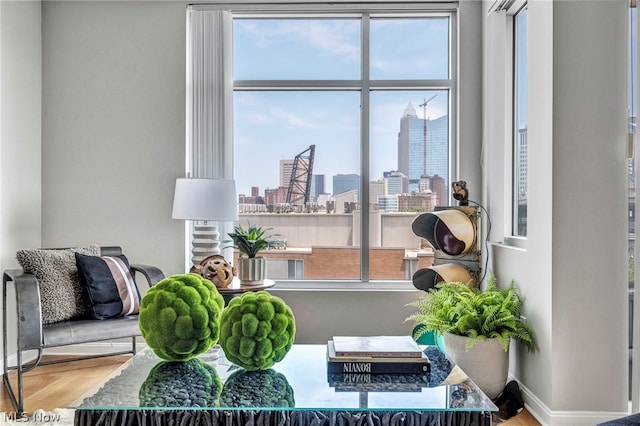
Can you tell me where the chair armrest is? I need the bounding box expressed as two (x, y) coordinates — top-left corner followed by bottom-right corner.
(3, 269), (43, 351)
(130, 264), (165, 287)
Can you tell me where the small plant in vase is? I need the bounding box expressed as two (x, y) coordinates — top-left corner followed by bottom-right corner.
(227, 223), (273, 284)
(405, 272), (537, 399)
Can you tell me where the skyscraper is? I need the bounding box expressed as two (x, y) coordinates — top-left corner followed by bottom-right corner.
(280, 159), (295, 188)
(311, 174), (326, 201)
(397, 102), (448, 198)
(333, 174), (360, 200)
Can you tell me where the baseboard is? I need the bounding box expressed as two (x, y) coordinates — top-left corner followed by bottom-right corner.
(515, 378), (630, 425)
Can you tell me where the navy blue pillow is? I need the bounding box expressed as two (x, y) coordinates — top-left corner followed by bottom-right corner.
(75, 252), (141, 320)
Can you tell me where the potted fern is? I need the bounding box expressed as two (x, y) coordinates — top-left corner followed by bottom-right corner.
(405, 272), (537, 399)
(227, 223), (273, 284)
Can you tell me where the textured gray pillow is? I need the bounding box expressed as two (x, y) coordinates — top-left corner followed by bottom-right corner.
(17, 245), (101, 324)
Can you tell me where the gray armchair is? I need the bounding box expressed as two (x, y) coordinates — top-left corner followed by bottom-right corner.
(2, 246), (165, 415)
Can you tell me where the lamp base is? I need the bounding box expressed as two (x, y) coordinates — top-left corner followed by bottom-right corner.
(191, 223), (221, 268)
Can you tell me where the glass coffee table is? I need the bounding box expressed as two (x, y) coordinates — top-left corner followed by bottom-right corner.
(71, 344), (497, 426)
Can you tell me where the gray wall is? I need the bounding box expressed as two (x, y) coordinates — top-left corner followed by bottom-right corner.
(484, 0), (629, 423)
(0, 0), (43, 358)
(41, 1), (186, 274)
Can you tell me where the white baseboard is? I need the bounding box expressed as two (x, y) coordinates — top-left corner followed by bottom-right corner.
(516, 379), (630, 425)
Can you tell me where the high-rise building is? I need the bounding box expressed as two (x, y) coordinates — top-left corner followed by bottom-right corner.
(429, 175), (446, 206)
(516, 127), (528, 202)
(311, 174), (326, 201)
(397, 102), (448, 197)
(333, 174), (360, 200)
(280, 159), (295, 188)
(370, 179), (386, 207)
(386, 171), (409, 195)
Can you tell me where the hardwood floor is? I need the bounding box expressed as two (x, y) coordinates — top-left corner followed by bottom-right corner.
(1, 355), (130, 414)
(0, 355), (541, 425)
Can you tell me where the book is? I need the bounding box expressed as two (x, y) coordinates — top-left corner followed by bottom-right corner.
(327, 341), (431, 375)
(327, 358), (430, 375)
(331, 335), (424, 358)
(327, 372), (429, 392)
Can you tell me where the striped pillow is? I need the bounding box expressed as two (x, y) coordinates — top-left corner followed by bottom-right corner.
(75, 252), (141, 320)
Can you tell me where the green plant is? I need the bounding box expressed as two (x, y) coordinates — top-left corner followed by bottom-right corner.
(227, 223), (273, 258)
(405, 272), (538, 352)
(219, 290), (296, 370)
(139, 273), (225, 361)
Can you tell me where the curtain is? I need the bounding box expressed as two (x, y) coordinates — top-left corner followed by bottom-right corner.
(186, 8), (233, 180)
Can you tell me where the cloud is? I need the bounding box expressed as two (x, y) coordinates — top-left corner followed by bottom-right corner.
(236, 19), (359, 62)
(270, 106), (318, 129)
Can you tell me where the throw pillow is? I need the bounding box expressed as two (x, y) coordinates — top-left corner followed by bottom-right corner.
(75, 253), (141, 320)
(16, 245), (101, 324)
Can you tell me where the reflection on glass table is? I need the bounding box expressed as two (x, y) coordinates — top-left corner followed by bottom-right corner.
(74, 344), (497, 413)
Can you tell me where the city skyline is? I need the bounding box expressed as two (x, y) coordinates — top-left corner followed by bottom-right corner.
(235, 104), (449, 201)
(232, 17), (451, 199)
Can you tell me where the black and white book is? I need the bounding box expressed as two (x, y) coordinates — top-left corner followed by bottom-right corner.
(331, 335), (424, 358)
(327, 341), (430, 374)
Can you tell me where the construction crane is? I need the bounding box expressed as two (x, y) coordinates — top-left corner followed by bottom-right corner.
(286, 144), (315, 206)
(419, 94), (437, 177)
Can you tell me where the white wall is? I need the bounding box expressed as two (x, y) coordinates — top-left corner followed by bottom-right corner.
(0, 0), (43, 359)
(484, 0), (629, 423)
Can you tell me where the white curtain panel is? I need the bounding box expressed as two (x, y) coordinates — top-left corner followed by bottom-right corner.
(186, 8), (233, 179)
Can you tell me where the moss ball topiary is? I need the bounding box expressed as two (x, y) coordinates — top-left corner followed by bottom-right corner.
(139, 359), (223, 407)
(139, 273), (225, 361)
(219, 291), (295, 370)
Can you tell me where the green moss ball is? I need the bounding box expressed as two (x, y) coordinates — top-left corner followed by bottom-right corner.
(219, 291), (295, 370)
(139, 358), (222, 407)
(220, 369), (294, 408)
(139, 273), (225, 361)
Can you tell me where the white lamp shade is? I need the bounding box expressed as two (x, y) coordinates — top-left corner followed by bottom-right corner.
(172, 178), (238, 221)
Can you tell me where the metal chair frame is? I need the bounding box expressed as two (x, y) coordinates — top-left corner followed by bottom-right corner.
(2, 246), (164, 415)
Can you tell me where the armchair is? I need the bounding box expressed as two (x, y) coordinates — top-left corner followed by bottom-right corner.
(2, 246), (165, 415)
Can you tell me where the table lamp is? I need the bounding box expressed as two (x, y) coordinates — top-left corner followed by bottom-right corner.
(172, 177), (238, 268)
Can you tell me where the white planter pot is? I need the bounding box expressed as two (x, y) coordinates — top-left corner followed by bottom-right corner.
(238, 257), (267, 285)
(442, 332), (508, 399)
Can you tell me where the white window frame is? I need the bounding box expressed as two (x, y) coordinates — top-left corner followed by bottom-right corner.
(502, 0), (528, 249)
(186, 1), (462, 287)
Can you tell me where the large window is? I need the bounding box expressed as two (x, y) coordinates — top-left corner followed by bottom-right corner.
(513, 5), (528, 237)
(192, 4), (457, 283)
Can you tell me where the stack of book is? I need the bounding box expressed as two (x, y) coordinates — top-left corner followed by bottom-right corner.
(326, 335), (431, 391)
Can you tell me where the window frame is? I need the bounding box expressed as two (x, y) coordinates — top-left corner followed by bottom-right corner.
(510, 1), (528, 240)
(187, 2), (461, 286)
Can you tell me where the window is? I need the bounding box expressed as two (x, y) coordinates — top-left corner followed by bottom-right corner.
(513, 5), (528, 237)
(189, 4), (457, 282)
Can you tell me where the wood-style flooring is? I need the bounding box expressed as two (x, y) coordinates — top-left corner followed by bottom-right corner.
(0, 355), (541, 425)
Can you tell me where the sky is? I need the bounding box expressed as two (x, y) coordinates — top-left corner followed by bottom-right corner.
(232, 17), (451, 196)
